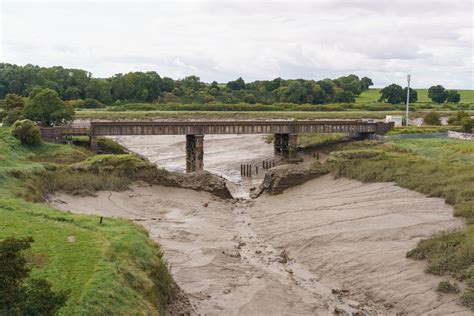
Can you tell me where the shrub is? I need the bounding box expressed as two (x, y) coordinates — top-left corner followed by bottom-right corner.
(11, 119), (41, 146)
(423, 111), (441, 126)
(448, 110), (470, 125)
(437, 281), (460, 293)
(461, 117), (473, 133)
(97, 137), (128, 154)
(460, 289), (474, 310)
(0, 236), (68, 315)
(71, 98), (106, 109)
(2, 110), (23, 126)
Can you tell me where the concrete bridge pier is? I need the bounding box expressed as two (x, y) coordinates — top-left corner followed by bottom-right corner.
(274, 133), (298, 161)
(90, 136), (98, 153)
(186, 135), (204, 172)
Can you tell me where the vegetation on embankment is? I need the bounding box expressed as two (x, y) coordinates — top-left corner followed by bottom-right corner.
(385, 126), (455, 135)
(328, 138), (474, 309)
(0, 127), (176, 314)
(76, 109), (425, 120)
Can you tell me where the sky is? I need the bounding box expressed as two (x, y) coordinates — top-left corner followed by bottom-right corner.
(0, 0), (473, 88)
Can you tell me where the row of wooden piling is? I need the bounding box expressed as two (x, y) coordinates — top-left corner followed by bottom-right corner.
(241, 161), (276, 177)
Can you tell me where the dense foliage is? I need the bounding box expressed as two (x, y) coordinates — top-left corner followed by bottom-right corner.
(378, 84), (417, 104)
(11, 119), (41, 145)
(428, 85), (461, 104)
(0, 63), (374, 105)
(23, 88), (74, 125)
(0, 236), (68, 315)
(423, 111), (442, 125)
(0, 93), (25, 125)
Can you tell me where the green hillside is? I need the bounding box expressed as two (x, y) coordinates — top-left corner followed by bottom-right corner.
(356, 88), (474, 105)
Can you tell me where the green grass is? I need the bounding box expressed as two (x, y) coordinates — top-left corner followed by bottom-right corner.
(385, 126), (455, 135)
(0, 127), (175, 314)
(329, 138), (474, 309)
(356, 89), (474, 105)
(298, 133), (346, 149)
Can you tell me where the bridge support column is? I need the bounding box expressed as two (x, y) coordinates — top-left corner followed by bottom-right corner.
(275, 133), (298, 161)
(274, 133), (282, 155)
(186, 135), (204, 173)
(90, 136), (98, 153)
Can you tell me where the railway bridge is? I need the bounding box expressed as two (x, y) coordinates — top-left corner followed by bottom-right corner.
(88, 120), (393, 172)
(41, 120), (393, 172)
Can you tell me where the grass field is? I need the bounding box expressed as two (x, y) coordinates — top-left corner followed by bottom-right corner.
(356, 88), (474, 105)
(329, 138), (474, 309)
(0, 127), (174, 315)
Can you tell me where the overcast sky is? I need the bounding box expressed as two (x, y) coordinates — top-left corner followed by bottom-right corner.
(1, 0), (473, 88)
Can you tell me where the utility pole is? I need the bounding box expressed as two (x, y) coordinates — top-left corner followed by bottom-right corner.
(406, 74), (411, 127)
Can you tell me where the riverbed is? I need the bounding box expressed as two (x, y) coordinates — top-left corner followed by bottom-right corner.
(49, 135), (470, 315)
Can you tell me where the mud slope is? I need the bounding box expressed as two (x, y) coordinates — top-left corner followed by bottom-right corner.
(50, 176), (470, 315)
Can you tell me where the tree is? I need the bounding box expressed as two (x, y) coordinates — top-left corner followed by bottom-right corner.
(360, 77), (374, 91)
(226, 77), (245, 91)
(424, 111), (441, 125)
(379, 84), (404, 104)
(0, 237), (68, 315)
(23, 88), (74, 125)
(0, 93), (25, 125)
(85, 79), (112, 104)
(446, 90), (461, 103)
(334, 74), (362, 96)
(11, 119), (41, 145)
(428, 85), (447, 103)
(403, 87), (418, 103)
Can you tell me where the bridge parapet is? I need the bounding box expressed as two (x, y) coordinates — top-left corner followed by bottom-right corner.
(90, 120), (393, 136)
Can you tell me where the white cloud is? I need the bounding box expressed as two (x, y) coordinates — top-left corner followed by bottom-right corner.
(0, 0), (473, 88)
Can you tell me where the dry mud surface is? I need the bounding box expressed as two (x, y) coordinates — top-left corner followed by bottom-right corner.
(51, 176), (470, 315)
(50, 135), (471, 315)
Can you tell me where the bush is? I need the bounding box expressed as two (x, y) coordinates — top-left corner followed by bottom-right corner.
(423, 111), (441, 126)
(11, 119), (41, 146)
(448, 110), (470, 125)
(0, 237), (68, 315)
(460, 289), (474, 310)
(97, 137), (128, 154)
(437, 281), (460, 293)
(461, 117), (473, 133)
(2, 110), (23, 126)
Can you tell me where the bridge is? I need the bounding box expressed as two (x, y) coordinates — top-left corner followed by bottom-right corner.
(41, 120), (394, 172)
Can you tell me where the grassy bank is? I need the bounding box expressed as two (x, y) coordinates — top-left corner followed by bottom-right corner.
(77, 110), (425, 120)
(0, 127), (175, 314)
(328, 138), (474, 309)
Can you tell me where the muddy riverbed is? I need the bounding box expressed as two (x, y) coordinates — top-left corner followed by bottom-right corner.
(50, 135), (470, 315)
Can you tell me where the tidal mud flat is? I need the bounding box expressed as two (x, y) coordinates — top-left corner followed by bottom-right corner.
(50, 135), (470, 315)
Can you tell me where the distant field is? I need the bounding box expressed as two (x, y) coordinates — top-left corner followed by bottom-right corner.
(356, 88), (474, 104)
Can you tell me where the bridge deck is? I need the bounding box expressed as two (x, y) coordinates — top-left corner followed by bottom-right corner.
(90, 120), (392, 136)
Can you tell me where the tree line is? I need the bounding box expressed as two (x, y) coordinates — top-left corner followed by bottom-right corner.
(0, 63), (374, 105)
